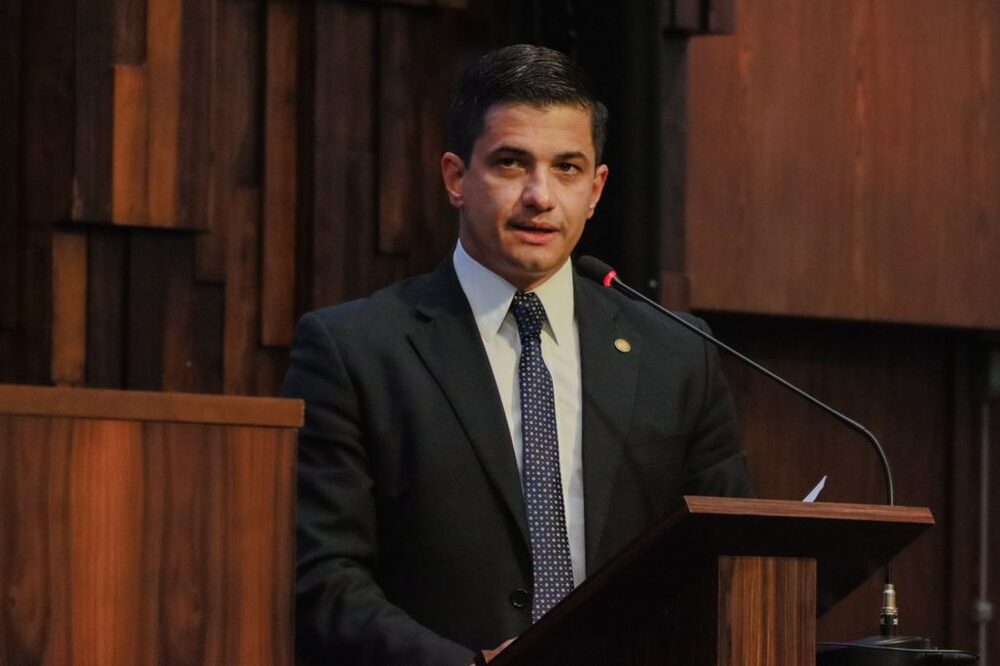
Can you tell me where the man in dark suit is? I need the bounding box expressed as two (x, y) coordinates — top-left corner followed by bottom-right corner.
(284, 44), (751, 665)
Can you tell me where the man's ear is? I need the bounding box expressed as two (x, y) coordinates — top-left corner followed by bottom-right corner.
(587, 163), (609, 219)
(440, 152), (466, 208)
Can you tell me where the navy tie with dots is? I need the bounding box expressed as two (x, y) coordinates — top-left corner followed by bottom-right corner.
(511, 291), (574, 623)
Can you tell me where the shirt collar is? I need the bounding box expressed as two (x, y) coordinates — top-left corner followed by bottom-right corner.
(453, 241), (575, 345)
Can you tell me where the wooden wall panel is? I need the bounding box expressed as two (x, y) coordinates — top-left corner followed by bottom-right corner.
(0, 0), (21, 332)
(73, 0), (114, 222)
(309, 3), (378, 308)
(86, 229), (128, 388)
(262, 1), (299, 347)
(114, 0), (147, 63)
(177, 0), (214, 232)
(146, 0), (183, 229)
(111, 64), (149, 225)
(17, 0), (76, 385)
(4, 0), (492, 392)
(51, 230), (89, 386)
(707, 313), (958, 645)
(686, 0), (1000, 329)
(0, 410), (296, 665)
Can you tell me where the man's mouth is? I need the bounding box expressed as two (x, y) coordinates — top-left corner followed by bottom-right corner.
(508, 220), (559, 241)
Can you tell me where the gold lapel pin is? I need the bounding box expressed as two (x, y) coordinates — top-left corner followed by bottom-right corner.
(614, 338), (632, 353)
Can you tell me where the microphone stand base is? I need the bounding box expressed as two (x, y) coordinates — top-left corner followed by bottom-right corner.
(817, 635), (979, 664)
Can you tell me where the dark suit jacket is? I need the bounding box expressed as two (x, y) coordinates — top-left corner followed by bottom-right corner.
(282, 259), (751, 666)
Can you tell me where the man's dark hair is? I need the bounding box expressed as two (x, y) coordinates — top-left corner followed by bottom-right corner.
(446, 44), (609, 165)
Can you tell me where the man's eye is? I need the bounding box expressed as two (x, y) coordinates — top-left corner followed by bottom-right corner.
(497, 157), (520, 168)
(556, 162), (581, 174)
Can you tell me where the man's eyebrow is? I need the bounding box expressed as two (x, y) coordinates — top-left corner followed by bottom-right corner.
(487, 146), (591, 164)
(555, 151), (589, 163)
(488, 145), (532, 158)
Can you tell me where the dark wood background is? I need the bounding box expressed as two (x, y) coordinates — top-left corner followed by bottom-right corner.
(2, 0), (998, 658)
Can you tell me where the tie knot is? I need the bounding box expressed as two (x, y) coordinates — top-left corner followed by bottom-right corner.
(511, 292), (547, 341)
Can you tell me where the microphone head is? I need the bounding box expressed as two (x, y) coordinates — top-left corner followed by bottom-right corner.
(576, 256), (617, 287)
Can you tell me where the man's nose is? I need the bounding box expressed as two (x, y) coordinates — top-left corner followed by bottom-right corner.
(521, 170), (555, 211)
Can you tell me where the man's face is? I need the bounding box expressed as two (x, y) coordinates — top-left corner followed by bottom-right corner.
(441, 103), (609, 291)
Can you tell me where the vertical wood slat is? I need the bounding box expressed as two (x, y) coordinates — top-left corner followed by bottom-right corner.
(51, 231), (88, 386)
(72, 0), (113, 222)
(671, 0), (704, 31)
(310, 3), (377, 308)
(198, 0), (260, 282)
(86, 229), (127, 388)
(160, 239), (223, 393)
(376, 6), (461, 268)
(718, 557), (816, 666)
(261, 1), (299, 347)
(19, 0), (76, 384)
(0, 416), (74, 665)
(377, 7), (418, 255)
(0, 0), (22, 330)
(177, 0), (214, 231)
(147, 0), (182, 228)
(114, 0), (147, 63)
(125, 231), (174, 390)
(112, 64), (149, 225)
(69, 418), (145, 665)
(706, 0), (735, 33)
(214, 0), (264, 393)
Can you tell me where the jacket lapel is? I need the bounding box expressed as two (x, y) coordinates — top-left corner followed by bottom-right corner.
(406, 262), (530, 548)
(574, 275), (640, 573)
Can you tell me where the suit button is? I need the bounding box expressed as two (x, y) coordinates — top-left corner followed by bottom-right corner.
(509, 588), (530, 609)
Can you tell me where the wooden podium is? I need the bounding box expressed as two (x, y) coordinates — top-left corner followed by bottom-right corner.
(493, 496), (934, 666)
(0, 384), (303, 665)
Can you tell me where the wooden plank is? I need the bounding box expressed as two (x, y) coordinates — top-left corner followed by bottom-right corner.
(671, 0), (703, 32)
(0, 0), (22, 330)
(51, 230), (88, 386)
(210, 0), (265, 391)
(219, 424), (296, 663)
(223, 188), (263, 394)
(719, 557), (815, 666)
(124, 230), (174, 389)
(68, 418), (146, 664)
(197, 0), (260, 281)
(377, 6), (418, 255)
(159, 239), (223, 392)
(86, 229), (127, 387)
(310, 3), (377, 307)
(0, 415), (74, 665)
(0, 384), (303, 427)
(685, 496), (933, 525)
(19, 0), (76, 383)
(146, 0), (182, 227)
(111, 64), (149, 225)
(706, 0), (735, 34)
(72, 0), (114, 222)
(114, 0), (147, 63)
(261, 0), (299, 347)
(177, 0), (214, 231)
(376, 6), (461, 275)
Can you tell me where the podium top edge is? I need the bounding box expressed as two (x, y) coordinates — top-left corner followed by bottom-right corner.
(0, 384), (304, 428)
(683, 495), (935, 525)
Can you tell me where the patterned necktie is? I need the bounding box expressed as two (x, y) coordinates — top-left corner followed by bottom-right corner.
(510, 291), (574, 622)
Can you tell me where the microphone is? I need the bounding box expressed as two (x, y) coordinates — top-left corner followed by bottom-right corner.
(576, 255), (901, 635)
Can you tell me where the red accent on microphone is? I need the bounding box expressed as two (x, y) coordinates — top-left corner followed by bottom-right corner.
(602, 270), (617, 287)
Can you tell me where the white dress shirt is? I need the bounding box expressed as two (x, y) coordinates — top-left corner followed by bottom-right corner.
(453, 241), (585, 586)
